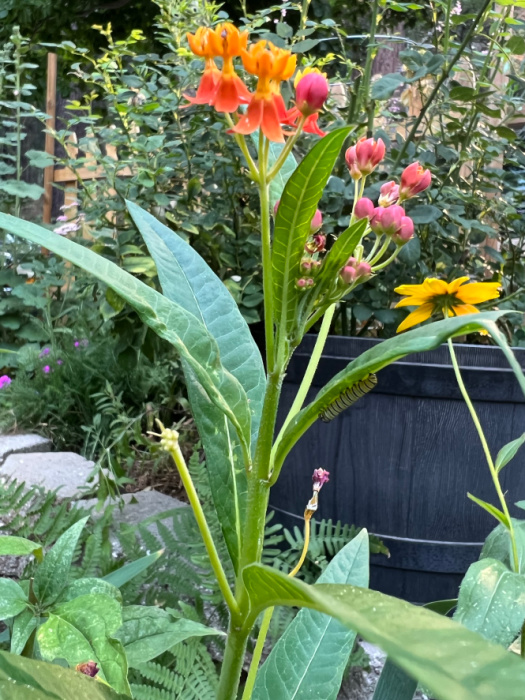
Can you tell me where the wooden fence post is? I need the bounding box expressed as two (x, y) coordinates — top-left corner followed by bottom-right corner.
(43, 53), (57, 225)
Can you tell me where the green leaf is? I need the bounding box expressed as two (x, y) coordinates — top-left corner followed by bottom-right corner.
(252, 530), (369, 700)
(25, 150), (55, 168)
(495, 433), (525, 472)
(0, 536), (43, 557)
(480, 519), (525, 573)
(272, 127), (352, 349)
(449, 86), (478, 101)
(0, 578), (28, 620)
(102, 550), (164, 588)
(0, 213), (252, 466)
(126, 202), (266, 569)
(57, 578), (122, 604)
(467, 493), (509, 527)
(274, 312), (519, 475)
(10, 609), (37, 655)
(0, 651), (127, 700)
(371, 73), (406, 100)
(454, 558), (525, 648)
(114, 606), (223, 667)
(243, 564), (525, 700)
(408, 204), (442, 224)
(372, 659), (417, 700)
(0, 181), (45, 200)
(494, 125), (517, 141)
(37, 594), (130, 696)
(33, 517), (88, 607)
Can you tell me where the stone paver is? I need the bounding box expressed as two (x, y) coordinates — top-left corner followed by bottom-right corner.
(0, 434), (51, 465)
(82, 489), (186, 528)
(1, 452), (94, 498)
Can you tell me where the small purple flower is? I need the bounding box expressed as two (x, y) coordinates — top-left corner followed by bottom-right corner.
(312, 468), (330, 492)
(56, 215), (68, 222)
(39, 347), (51, 358)
(0, 375), (11, 389)
(74, 339), (89, 348)
(57, 359), (63, 366)
(43, 365), (51, 374)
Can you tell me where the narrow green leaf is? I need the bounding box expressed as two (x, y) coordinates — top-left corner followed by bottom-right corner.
(243, 563), (525, 700)
(37, 594), (130, 696)
(33, 517), (88, 607)
(114, 606), (223, 667)
(274, 312), (519, 475)
(253, 530), (369, 700)
(10, 609), (37, 655)
(0, 536), (42, 558)
(495, 433), (525, 472)
(0, 579), (28, 620)
(454, 558), (525, 648)
(467, 493), (509, 527)
(0, 213), (252, 461)
(0, 651), (127, 700)
(102, 550), (163, 588)
(425, 599), (457, 616)
(372, 659), (417, 700)
(272, 127), (352, 347)
(126, 202), (266, 569)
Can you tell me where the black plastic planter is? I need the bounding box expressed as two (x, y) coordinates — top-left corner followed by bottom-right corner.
(271, 335), (525, 604)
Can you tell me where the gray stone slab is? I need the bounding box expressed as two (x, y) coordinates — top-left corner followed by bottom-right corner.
(81, 490), (186, 529)
(1, 452), (94, 498)
(0, 434), (51, 465)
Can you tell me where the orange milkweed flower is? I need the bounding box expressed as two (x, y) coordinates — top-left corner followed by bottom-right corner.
(232, 41), (297, 142)
(394, 277), (500, 333)
(185, 28), (222, 105)
(208, 23), (251, 112)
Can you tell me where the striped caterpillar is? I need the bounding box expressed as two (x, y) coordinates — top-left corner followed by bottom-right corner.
(319, 374), (378, 423)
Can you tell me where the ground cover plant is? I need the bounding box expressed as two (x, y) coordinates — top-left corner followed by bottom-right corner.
(3, 9), (525, 698)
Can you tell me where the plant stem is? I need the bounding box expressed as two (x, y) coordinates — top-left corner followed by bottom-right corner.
(369, 237), (391, 266)
(259, 135), (275, 373)
(394, 0), (492, 166)
(267, 118), (306, 182)
(359, 0), (379, 121)
(443, 0), (452, 58)
(372, 246), (400, 272)
(447, 339), (519, 572)
(271, 304), (336, 478)
(217, 624), (251, 700)
(165, 434), (240, 615)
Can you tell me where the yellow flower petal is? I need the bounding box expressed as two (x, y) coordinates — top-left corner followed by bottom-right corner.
(396, 302), (435, 333)
(394, 282), (428, 296)
(454, 282), (500, 305)
(447, 276), (471, 294)
(451, 304), (480, 316)
(395, 295), (434, 308)
(424, 278), (449, 295)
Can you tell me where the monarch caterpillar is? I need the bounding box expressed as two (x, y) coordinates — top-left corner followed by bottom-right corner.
(319, 374), (378, 423)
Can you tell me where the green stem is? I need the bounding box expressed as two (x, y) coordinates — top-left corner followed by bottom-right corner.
(366, 233), (383, 262)
(259, 135), (275, 373)
(369, 237), (392, 266)
(242, 607), (274, 700)
(393, 0), (493, 167)
(166, 436), (240, 615)
(225, 114), (260, 182)
(270, 304), (336, 479)
(359, 0), (379, 119)
(217, 625), (251, 700)
(443, 0), (452, 58)
(267, 117), (306, 182)
(372, 246), (400, 272)
(447, 338), (519, 572)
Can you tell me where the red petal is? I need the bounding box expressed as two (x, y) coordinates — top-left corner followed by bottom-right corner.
(232, 97), (264, 135)
(273, 94), (288, 122)
(303, 113), (326, 137)
(213, 75), (251, 113)
(261, 99), (285, 142)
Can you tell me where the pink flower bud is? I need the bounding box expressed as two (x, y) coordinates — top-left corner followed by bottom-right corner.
(355, 260), (372, 277)
(295, 72), (329, 117)
(354, 197), (375, 220)
(380, 205), (405, 236)
(76, 661), (99, 678)
(378, 181), (400, 207)
(340, 256), (371, 284)
(393, 216), (415, 245)
(310, 209), (323, 233)
(345, 137), (385, 180)
(300, 257), (313, 272)
(399, 162), (431, 200)
(340, 264), (356, 284)
(304, 232), (326, 254)
(296, 278), (308, 289)
(312, 468), (330, 492)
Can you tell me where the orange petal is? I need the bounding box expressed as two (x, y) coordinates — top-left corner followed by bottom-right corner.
(303, 113), (326, 137)
(396, 303), (435, 333)
(261, 98), (285, 142)
(184, 69), (220, 105)
(454, 282), (501, 305)
(231, 97), (264, 135)
(272, 93), (288, 122)
(212, 75), (251, 113)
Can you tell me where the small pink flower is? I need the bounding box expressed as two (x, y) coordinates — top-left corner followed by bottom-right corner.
(310, 209), (323, 234)
(0, 375), (11, 389)
(354, 198), (375, 220)
(295, 72), (329, 116)
(56, 215), (68, 222)
(312, 468), (330, 492)
(345, 137), (385, 180)
(39, 347), (50, 358)
(57, 359), (64, 366)
(399, 162), (431, 200)
(378, 181), (400, 207)
(371, 205), (406, 236)
(305, 233), (326, 254)
(340, 257), (372, 284)
(393, 216), (415, 245)
(43, 365), (51, 374)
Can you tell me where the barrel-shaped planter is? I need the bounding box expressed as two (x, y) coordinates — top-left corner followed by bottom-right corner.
(271, 336), (525, 603)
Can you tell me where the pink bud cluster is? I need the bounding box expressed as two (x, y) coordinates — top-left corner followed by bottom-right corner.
(340, 257), (372, 284)
(371, 205), (414, 245)
(345, 137), (385, 180)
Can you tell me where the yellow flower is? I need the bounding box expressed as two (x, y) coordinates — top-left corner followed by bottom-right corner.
(394, 277), (500, 333)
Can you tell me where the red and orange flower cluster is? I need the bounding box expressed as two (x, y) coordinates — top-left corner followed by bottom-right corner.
(185, 23), (329, 142)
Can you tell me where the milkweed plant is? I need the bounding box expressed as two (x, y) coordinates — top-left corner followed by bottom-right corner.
(3, 21), (525, 700)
